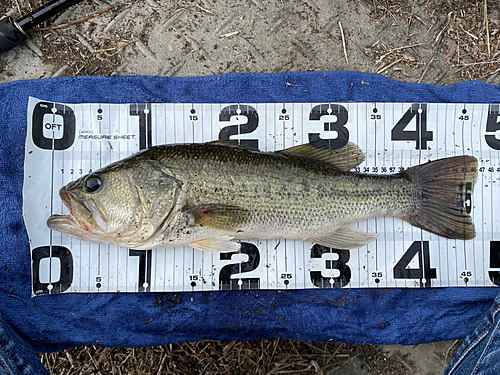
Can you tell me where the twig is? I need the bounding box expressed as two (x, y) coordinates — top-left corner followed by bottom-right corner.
(375, 43), (424, 64)
(325, 353), (359, 373)
(339, 20), (348, 64)
(484, 0), (491, 57)
(445, 339), (460, 363)
(36, 5), (114, 31)
(459, 24), (479, 40)
(378, 4), (407, 30)
(418, 53), (436, 83)
(452, 59), (500, 67)
(221, 31), (239, 38)
(423, 23), (434, 39)
(85, 346), (99, 371)
(195, 4), (216, 16)
(166, 7), (187, 20)
(377, 57), (402, 74)
(272, 363), (316, 374)
(14, 0), (21, 15)
(432, 11), (453, 47)
(65, 351), (75, 369)
(156, 353), (167, 375)
(486, 67), (500, 80)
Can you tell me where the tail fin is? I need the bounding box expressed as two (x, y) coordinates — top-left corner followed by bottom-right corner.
(403, 155), (477, 240)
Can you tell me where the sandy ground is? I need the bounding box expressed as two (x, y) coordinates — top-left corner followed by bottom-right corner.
(1, 0), (499, 374)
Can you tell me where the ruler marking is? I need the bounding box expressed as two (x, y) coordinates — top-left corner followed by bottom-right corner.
(491, 141), (494, 287)
(372, 103), (378, 280)
(462, 103), (467, 275)
(191, 96), (196, 289)
(98, 104), (103, 288)
(364, 103), (370, 288)
(477, 105), (484, 285)
(433, 105), (441, 287)
(48, 102), (56, 294)
(24, 101), (500, 293)
(453, 104), (459, 286)
(384, 102), (390, 287)
(358, 104), (365, 286)
(418, 104), (423, 287)
(59, 103), (65, 275)
(443, 105), (450, 286)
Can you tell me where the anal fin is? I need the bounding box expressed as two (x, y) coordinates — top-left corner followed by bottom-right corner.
(190, 236), (241, 253)
(310, 224), (378, 249)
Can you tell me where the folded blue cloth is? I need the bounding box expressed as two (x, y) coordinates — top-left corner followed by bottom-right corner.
(1, 72), (499, 352)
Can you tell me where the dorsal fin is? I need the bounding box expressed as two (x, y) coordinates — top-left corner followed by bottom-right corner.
(207, 140), (260, 152)
(278, 142), (365, 170)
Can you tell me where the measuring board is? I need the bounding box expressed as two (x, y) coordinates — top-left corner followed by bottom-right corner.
(23, 97), (500, 296)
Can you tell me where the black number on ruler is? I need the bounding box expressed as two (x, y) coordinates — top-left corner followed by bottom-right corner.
(371, 107), (381, 120)
(32, 102), (76, 150)
(456, 182), (473, 214)
(129, 249), (152, 292)
(309, 245), (351, 288)
(130, 104), (152, 150)
(308, 104), (349, 150)
(218, 105), (259, 149)
(393, 241), (436, 288)
(488, 241), (500, 286)
(32, 246), (73, 295)
(485, 104), (500, 150)
(391, 104), (432, 149)
(219, 242), (260, 290)
(189, 108), (198, 121)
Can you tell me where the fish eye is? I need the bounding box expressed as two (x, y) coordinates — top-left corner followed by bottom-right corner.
(83, 175), (102, 193)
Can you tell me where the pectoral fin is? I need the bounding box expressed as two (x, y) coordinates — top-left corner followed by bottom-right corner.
(310, 225), (378, 249)
(184, 204), (248, 231)
(190, 236), (241, 253)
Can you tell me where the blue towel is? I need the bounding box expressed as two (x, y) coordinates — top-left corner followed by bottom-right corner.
(1, 72), (499, 352)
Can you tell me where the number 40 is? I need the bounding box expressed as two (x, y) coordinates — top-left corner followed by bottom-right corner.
(393, 241), (436, 288)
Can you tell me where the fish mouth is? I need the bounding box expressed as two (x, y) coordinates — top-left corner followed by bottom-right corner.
(47, 188), (96, 236)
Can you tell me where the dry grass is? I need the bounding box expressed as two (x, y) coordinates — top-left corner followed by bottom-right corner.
(38, 340), (417, 375)
(440, 0), (500, 81)
(364, 0), (500, 82)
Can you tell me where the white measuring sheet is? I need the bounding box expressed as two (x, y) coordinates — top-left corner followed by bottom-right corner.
(23, 97), (500, 295)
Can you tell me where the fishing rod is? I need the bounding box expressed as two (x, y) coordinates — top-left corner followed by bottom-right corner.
(0, 0), (85, 54)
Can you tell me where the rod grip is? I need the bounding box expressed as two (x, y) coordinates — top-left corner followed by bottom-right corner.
(0, 17), (27, 54)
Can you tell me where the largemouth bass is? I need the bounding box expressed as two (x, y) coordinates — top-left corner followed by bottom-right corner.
(47, 141), (477, 253)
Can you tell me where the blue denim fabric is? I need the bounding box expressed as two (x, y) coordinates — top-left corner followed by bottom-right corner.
(444, 292), (500, 375)
(0, 316), (49, 375)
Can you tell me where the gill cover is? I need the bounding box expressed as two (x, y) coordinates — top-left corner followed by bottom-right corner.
(121, 161), (181, 247)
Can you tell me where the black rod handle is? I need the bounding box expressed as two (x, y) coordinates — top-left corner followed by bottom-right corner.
(17, 0), (86, 31)
(0, 0), (85, 54)
(0, 17), (27, 54)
